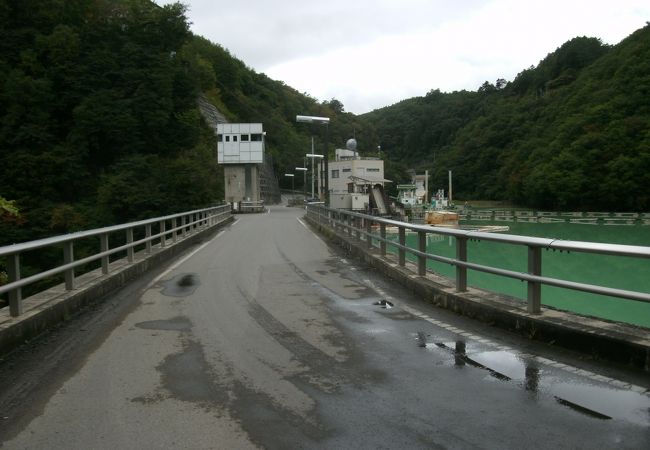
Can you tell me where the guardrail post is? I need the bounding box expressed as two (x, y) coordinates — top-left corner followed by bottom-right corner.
(172, 218), (178, 243)
(456, 237), (467, 292)
(380, 223), (386, 256)
(63, 241), (75, 290)
(398, 227), (406, 266)
(160, 220), (166, 247)
(7, 253), (22, 317)
(356, 218), (361, 240)
(527, 246), (542, 314)
(145, 225), (152, 254)
(418, 231), (426, 276)
(126, 228), (134, 262)
(181, 216), (186, 238)
(347, 215), (352, 236)
(100, 233), (110, 273)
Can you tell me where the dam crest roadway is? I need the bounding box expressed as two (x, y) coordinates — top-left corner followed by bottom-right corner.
(0, 204), (648, 449)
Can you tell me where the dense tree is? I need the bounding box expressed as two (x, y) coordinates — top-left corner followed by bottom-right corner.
(0, 0), (377, 248)
(363, 25), (650, 211)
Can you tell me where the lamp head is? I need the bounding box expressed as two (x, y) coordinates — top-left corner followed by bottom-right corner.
(296, 115), (330, 124)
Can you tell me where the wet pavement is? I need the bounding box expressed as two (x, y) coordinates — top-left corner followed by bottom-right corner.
(1, 206), (648, 449)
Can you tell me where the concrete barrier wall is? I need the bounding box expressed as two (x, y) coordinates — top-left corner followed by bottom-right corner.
(0, 217), (233, 357)
(305, 216), (650, 372)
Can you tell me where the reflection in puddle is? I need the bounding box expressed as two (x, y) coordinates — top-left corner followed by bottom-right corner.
(551, 381), (649, 426)
(416, 332), (427, 348)
(470, 351), (524, 380)
(524, 366), (540, 393)
(434, 342), (511, 381)
(554, 396), (612, 420)
(430, 340), (650, 425)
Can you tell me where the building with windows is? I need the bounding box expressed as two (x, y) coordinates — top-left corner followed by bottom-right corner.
(324, 139), (390, 213)
(217, 123), (265, 205)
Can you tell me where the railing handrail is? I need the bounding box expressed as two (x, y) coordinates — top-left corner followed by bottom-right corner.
(0, 205), (228, 257)
(328, 208), (650, 259)
(305, 205), (650, 315)
(1, 205), (232, 317)
(239, 200), (265, 207)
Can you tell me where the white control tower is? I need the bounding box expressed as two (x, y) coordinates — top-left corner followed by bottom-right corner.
(217, 123), (264, 204)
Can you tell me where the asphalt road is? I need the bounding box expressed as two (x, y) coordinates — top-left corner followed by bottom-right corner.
(1, 205), (649, 449)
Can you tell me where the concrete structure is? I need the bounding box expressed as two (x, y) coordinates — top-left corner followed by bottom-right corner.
(217, 123), (265, 204)
(397, 170), (429, 207)
(321, 139), (389, 212)
(223, 165), (261, 205)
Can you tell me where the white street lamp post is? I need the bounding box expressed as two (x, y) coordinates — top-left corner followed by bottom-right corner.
(295, 166), (307, 199)
(306, 153), (323, 200)
(284, 173), (295, 197)
(296, 115), (330, 205)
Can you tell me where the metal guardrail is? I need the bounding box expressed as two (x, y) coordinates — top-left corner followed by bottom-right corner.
(461, 209), (650, 225)
(0, 205), (232, 317)
(237, 201), (265, 213)
(306, 205), (650, 314)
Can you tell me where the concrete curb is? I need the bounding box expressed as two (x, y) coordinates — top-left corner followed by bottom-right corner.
(0, 217), (234, 357)
(306, 216), (650, 372)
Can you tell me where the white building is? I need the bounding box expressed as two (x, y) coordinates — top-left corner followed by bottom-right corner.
(217, 123), (264, 164)
(324, 139), (389, 213)
(217, 123), (264, 204)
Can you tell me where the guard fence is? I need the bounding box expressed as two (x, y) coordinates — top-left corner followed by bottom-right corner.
(0, 205), (232, 317)
(305, 204), (650, 314)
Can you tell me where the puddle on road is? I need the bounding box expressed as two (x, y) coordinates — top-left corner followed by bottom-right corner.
(160, 273), (200, 297)
(550, 380), (650, 426)
(554, 396), (612, 420)
(135, 316), (192, 332)
(157, 339), (226, 406)
(433, 342), (511, 381)
(424, 338), (650, 425)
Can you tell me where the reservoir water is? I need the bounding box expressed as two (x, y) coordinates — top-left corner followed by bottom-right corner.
(391, 220), (650, 328)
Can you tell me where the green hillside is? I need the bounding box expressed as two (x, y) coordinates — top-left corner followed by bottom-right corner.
(363, 26), (650, 211)
(0, 0), (374, 247)
(2, 0), (648, 253)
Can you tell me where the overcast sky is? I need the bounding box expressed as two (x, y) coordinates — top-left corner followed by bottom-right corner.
(156, 0), (649, 114)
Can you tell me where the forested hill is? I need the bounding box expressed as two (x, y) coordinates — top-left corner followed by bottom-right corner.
(0, 0), (374, 246)
(363, 25), (650, 211)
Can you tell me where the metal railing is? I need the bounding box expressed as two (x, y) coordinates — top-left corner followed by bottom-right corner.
(306, 205), (650, 314)
(0, 205), (232, 317)
(238, 200), (265, 213)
